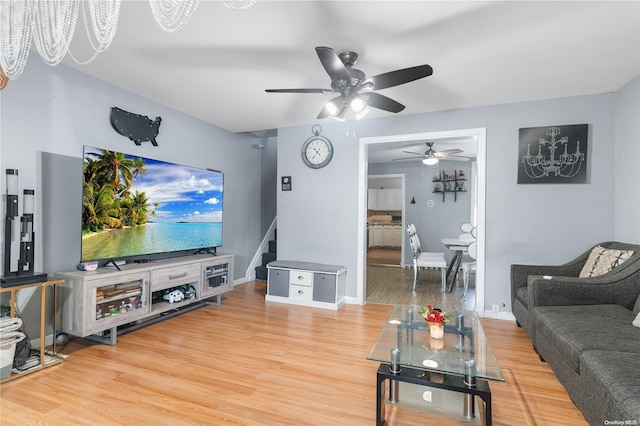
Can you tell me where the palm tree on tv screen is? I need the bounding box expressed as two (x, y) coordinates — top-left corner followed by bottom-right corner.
(82, 149), (152, 233)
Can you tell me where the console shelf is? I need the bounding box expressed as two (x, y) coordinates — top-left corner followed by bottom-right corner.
(55, 254), (233, 345)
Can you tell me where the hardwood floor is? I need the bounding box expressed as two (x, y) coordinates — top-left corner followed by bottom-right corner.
(366, 264), (475, 312)
(367, 248), (401, 266)
(0, 281), (587, 425)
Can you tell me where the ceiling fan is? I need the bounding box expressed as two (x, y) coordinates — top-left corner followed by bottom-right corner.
(265, 46), (433, 121)
(393, 142), (468, 165)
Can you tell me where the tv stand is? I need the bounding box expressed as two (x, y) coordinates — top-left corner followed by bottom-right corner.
(55, 253), (233, 345)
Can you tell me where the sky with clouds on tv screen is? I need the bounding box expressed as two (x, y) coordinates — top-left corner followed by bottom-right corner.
(86, 146), (223, 223)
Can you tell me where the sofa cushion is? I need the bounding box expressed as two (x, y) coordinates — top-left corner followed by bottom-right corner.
(516, 286), (528, 308)
(532, 304), (640, 373)
(579, 245), (635, 278)
(580, 350), (640, 423)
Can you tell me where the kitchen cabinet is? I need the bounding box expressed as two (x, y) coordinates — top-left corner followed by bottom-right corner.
(368, 188), (402, 210)
(368, 224), (402, 248)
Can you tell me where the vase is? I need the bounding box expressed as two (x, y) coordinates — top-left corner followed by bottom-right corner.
(427, 321), (444, 339)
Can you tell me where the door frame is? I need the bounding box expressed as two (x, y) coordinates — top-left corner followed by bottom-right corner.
(356, 128), (487, 313)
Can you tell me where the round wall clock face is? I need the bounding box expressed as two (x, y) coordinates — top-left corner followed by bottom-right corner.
(301, 135), (333, 169)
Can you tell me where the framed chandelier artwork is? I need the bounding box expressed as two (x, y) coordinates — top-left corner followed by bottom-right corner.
(518, 124), (588, 184)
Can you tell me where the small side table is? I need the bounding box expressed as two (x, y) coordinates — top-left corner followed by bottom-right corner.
(1, 278), (65, 383)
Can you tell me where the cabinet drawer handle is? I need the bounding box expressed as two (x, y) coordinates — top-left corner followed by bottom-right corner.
(298, 276), (304, 280)
(298, 290), (304, 294)
(169, 272), (188, 280)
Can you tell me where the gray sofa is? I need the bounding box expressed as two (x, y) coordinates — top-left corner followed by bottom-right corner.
(510, 242), (640, 424)
(511, 241), (640, 340)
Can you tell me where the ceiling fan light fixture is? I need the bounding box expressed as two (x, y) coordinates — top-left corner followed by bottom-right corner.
(349, 95), (366, 113)
(325, 100), (341, 116)
(422, 157), (438, 166)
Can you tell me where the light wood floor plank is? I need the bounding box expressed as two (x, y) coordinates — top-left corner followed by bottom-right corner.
(0, 281), (586, 425)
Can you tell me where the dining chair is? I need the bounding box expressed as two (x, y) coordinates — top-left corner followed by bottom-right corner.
(458, 222), (477, 299)
(408, 232), (447, 292)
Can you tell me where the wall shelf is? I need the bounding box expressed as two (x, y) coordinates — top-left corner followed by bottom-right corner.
(432, 170), (467, 202)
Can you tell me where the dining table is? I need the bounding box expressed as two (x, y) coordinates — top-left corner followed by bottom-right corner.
(441, 238), (472, 292)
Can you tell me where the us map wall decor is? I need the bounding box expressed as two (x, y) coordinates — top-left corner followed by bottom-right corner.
(518, 124), (588, 184)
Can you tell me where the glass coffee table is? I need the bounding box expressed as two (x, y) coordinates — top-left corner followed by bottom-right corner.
(367, 305), (504, 425)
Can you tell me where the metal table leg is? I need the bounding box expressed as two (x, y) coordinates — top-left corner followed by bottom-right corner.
(447, 252), (464, 292)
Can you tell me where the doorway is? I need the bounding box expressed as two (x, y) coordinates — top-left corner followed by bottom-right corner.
(356, 128), (487, 313)
(366, 174), (405, 267)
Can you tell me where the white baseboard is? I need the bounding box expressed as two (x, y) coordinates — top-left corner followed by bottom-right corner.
(30, 333), (54, 348)
(233, 276), (252, 286)
(480, 310), (515, 321)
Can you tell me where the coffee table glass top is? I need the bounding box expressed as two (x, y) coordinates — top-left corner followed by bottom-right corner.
(367, 305), (504, 382)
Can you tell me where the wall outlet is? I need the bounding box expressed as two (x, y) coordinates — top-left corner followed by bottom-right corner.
(492, 304), (500, 315)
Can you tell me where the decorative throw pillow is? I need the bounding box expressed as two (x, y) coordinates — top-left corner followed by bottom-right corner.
(633, 312), (640, 328)
(579, 245), (635, 278)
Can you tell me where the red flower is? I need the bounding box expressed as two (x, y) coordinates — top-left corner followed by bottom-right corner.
(418, 304), (454, 324)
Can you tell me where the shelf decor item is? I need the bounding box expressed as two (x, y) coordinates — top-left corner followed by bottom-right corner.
(418, 304), (454, 339)
(2, 169), (46, 287)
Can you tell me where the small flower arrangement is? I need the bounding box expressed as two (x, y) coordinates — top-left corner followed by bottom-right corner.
(418, 305), (454, 324)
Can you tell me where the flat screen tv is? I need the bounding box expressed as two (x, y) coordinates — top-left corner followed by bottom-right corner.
(81, 145), (223, 263)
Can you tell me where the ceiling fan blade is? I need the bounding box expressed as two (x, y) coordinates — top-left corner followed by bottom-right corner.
(365, 92), (405, 113)
(443, 156), (470, 162)
(266, 88), (333, 94)
(391, 157), (423, 162)
(367, 65), (433, 90)
(315, 46), (351, 82)
(401, 150), (425, 156)
(433, 148), (464, 157)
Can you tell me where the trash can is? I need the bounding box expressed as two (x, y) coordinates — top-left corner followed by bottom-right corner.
(1, 331), (26, 379)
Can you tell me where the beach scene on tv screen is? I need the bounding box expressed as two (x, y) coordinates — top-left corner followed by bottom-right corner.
(82, 146), (223, 261)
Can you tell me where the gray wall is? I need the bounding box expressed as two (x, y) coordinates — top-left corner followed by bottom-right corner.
(614, 76), (640, 243)
(369, 160), (473, 266)
(0, 60), (272, 339)
(276, 83), (640, 312)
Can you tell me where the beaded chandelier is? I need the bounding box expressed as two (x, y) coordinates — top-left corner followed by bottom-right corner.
(0, 0), (256, 82)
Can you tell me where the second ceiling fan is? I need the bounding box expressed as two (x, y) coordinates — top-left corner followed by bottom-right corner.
(265, 46), (433, 121)
(393, 142), (468, 165)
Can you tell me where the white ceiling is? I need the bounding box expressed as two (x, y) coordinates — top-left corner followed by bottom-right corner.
(57, 0), (639, 141)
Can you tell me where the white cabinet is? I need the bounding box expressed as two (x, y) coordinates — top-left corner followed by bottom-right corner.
(368, 225), (402, 248)
(367, 189), (378, 210)
(368, 188), (402, 210)
(266, 261), (347, 310)
(385, 189), (402, 210)
(383, 227), (402, 247)
(56, 254), (233, 344)
(371, 227), (384, 247)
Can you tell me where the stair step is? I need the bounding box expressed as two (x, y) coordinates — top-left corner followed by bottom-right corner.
(268, 240), (277, 254)
(255, 265), (268, 281)
(262, 252), (277, 266)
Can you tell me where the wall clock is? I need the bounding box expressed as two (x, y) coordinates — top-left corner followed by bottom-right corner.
(301, 125), (333, 169)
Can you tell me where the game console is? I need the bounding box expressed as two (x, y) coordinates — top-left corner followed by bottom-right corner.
(163, 289), (185, 304)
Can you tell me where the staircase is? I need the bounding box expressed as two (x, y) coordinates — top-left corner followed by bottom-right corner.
(255, 238), (276, 281)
